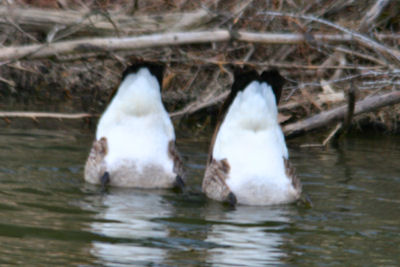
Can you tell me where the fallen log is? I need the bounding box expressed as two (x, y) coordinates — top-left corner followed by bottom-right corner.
(2, 30), (400, 61)
(283, 91), (400, 138)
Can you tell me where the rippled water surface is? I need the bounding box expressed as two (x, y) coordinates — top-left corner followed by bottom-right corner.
(0, 128), (399, 266)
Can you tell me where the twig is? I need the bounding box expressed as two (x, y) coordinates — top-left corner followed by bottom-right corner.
(243, 44), (255, 62)
(0, 7), (214, 36)
(169, 91), (229, 118)
(285, 70), (400, 91)
(170, 54), (383, 70)
(322, 123), (342, 146)
(259, 11), (400, 63)
(332, 45), (388, 66)
(0, 76), (16, 87)
(320, 84), (357, 146)
(4, 17), (39, 43)
(0, 111), (95, 119)
(96, 9), (121, 37)
(359, 0), (390, 32)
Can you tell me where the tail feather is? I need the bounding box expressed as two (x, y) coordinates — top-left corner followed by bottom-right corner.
(214, 68), (259, 135)
(230, 67), (285, 104)
(122, 62), (164, 86)
(231, 68), (260, 95)
(260, 69), (285, 104)
(209, 67), (285, 161)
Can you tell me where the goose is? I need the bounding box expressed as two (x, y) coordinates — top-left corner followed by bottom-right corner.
(84, 63), (184, 189)
(202, 68), (301, 206)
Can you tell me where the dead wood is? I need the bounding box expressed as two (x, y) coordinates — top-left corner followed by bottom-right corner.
(283, 91), (400, 138)
(170, 91), (229, 119)
(261, 11), (400, 64)
(2, 31), (400, 62)
(0, 7), (213, 37)
(359, 0), (391, 32)
(1, 1), (400, 135)
(0, 111), (94, 119)
(320, 85), (357, 146)
(342, 86), (357, 132)
(0, 30), (231, 61)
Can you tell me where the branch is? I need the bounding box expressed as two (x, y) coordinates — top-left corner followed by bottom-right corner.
(2, 30), (400, 62)
(283, 91), (400, 138)
(342, 86), (356, 131)
(0, 7), (213, 36)
(0, 30), (231, 61)
(170, 91), (229, 118)
(359, 0), (390, 32)
(0, 111), (94, 119)
(260, 11), (400, 63)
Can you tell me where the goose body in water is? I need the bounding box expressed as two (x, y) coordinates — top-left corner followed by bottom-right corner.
(202, 69), (301, 206)
(84, 63), (184, 189)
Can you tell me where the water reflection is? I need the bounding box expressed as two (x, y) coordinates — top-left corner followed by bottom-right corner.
(203, 203), (294, 266)
(86, 188), (173, 266)
(82, 184), (296, 267)
(2, 128), (400, 266)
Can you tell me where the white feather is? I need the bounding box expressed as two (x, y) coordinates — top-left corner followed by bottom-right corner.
(96, 68), (174, 175)
(213, 81), (294, 205)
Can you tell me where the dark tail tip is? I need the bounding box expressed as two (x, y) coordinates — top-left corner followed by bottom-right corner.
(215, 67), (260, 135)
(122, 62), (165, 87)
(231, 66), (260, 94)
(260, 69), (285, 104)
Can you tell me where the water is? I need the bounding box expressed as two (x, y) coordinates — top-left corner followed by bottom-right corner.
(0, 128), (399, 266)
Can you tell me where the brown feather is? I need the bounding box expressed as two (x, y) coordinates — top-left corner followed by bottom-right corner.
(168, 140), (184, 180)
(84, 137), (108, 184)
(202, 158), (233, 202)
(284, 157), (302, 193)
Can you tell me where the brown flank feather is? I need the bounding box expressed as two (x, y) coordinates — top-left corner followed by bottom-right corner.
(84, 137), (108, 184)
(284, 157), (302, 193)
(202, 158), (232, 202)
(168, 140), (185, 180)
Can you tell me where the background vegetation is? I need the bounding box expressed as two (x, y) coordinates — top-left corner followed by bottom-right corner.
(1, 0), (399, 138)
